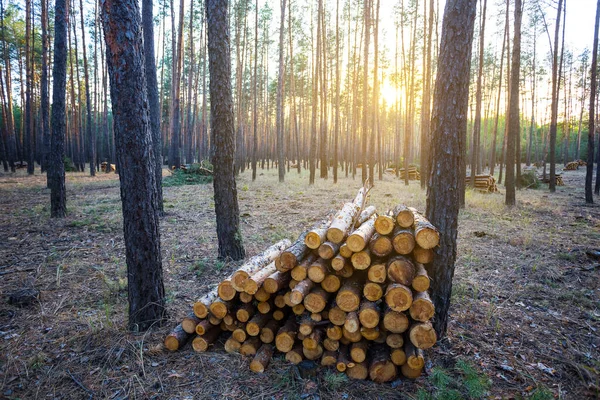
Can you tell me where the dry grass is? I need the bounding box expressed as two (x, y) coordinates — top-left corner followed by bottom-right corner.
(0, 166), (599, 399)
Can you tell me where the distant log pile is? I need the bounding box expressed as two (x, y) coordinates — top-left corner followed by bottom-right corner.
(465, 174), (498, 193)
(100, 162), (116, 173)
(564, 160), (587, 171)
(539, 174), (564, 186)
(165, 188), (440, 382)
(399, 166), (420, 181)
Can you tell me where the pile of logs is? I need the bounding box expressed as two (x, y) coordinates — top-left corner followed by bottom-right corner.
(165, 188), (439, 382)
(465, 174), (498, 193)
(398, 166), (420, 181)
(564, 160), (587, 171)
(539, 174), (564, 186)
(100, 162), (116, 173)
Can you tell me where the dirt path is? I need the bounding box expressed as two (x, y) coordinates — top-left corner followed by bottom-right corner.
(0, 167), (598, 399)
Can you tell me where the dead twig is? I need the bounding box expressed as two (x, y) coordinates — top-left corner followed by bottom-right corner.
(67, 369), (94, 399)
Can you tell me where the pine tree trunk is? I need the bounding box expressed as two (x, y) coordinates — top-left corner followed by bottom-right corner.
(25, 0), (33, 175)
(79, 0), (95, 176)
(102, 0), (166, 330)
(40, 0), (50, 177)
(361, 0), (370, 185)
(549, 0), (564, 192)
(276, 0), (287, 183)
(587, 0), (600, 202)
(206, 0), (246, 260)
(426, 0), (477, 337)
(470, 0), (487, 189)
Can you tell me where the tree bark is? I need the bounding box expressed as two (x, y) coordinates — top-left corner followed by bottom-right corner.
(587, 0), (600, 202)
(426, 0), (477, 337)
(470, 0), (487, 188)
(549, 0), (564, 192)
(276, 0), (286, 182)
(206, 0), (246, 260)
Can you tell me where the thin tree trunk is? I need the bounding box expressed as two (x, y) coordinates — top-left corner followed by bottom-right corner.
(361, 0), (370, 185)
(25, 0), (33, 174)
(549, 0), (564, 192)
(169, 0), (184, 170)
(41, 0), (50, 177)
(470, 0), (487, 188)
(79, 0), (95, 176)
(506, 0), (522, 206)
(333, 0), (340, 183)
(252, 0), (259, 181)
(276, 0), (286, 182)
(587, 0), (600, 202)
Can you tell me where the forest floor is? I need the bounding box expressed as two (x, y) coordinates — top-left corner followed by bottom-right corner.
(0, 165), (599, 400)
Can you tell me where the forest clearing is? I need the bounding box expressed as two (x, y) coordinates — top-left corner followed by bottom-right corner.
(1, 167), (598, 399)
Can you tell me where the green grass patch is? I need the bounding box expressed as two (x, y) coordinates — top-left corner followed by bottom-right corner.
(163, 169), (213, 187)
(417, 360), (490, 400)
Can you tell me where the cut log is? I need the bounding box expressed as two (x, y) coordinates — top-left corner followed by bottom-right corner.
(336, 344), (351, 372)
(343, 327), (363, 343)
(236, 303), (255, 323)
(223, 313), (235, 326)
(209, 300), (234, 319)
(393, 205), (414, 228)
(318, 241), (340, 260)
(285, 343), (304, 364)
(240, 336), (262, 356)
(260, 319), (281, 344)
(390, 348), (406, 366)
(290, 278), (314, 305)
(334, 260), (354, 278)
(374, 212), (395, 235)
(409, 321), (437, 349)
(257, 299), (274, 314)
(191, 325), (221, 352)
(274, 293), (287, 308)
(385, 283), (413, 312)
(409, 208), (440, 249)
(355, 205), (377, 228)
(412, 264), (431, 292)
(385, 333), (404, 349)
(409, 291), (435, 322)
(344, 311), (360, 333)
(254, 287), (271, 302)
(321, 274), (341, 293)
(400, 363), (423, 379)
(326, 324), (343, 340)
(412, 245), (434, 264)
(339, 243), (353, 258)
(324, 338), (340, 351)
(327, 202), (361, 244)
(392, 227), (416, 255)
(330, 254), (347, 272)
(304, 287), (330, 313)
(246, 313), (270, 336)
(405, 341), (425, 370)
(243, 262), (278, 294)
(360, 326), (380, 341)
(321, 350), (338, 367)
(217, 279), (237, 301)
(302, 328), (324, 350)
(369, 344), (397, 383)
(291, 253), (317, 281)
(358, 300), (380, 329)
(164, 324), (190, 351)
(195, 319), (212, 335)
(275, 317), (297, 352)
(351, 248), (372, 270)
(273, 309), (286, 321)
(307, 258), (330, 283)
(232, 239), (292, 291)
(373, 328), (387, 344)
(328, 304), (347, 326)
(305, 219), (331, 250)
(383, 308), (409, 333)
(181, 313), (202, 334)
(369, 233), (393, 258)
(367, 262), (386, 283)
(336, 278), (363, 312)
(263, 270), (291, 294)
(277, 232), (310, 272)
(292, 304), (305, 315)
(239, 291), (254, 303)
(289, 279), (298, 290)
(232, 327), (247, 342)
(250, 344), (274, 373)
(193, 288), (219, 318)
(387, 255), (416, 286)
(208, 315), (222, 325)
(303, 344), (324, 360)
(363, 282), (384, 301)
(347, 217), (376, 252)
(350, 340), (369, 363)
(299, 314), (316, 335)
(224, 337), (242, 353)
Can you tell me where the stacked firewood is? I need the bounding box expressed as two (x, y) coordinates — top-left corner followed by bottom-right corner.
(399, 166), (420, 181)
(539, 174), (564, 186)
(564, 161), (579, 171)
(465, 174), (498, 193)
(165, 188), (439, 382)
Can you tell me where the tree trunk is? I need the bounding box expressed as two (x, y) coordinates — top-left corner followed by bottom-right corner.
(142, 0), (164, 215)
(549, 0), (564, 192)
(490, 12), (508, 177)
(505, 0), (522, 206)
(206, 0), (246, 260)
(169, 0), (184, 170)
(276, 0), (286, 183)
(587, 0), (600, 202)
(252, 0), (259, 181)
(25, 0), (33, 174)
(470, 0), (487, 188)
(1, 0), (17, 172)
(50, 0), (68, 217)
(426, 0), (477, 337)
(40, 0), (50, 177)
(361, 0), (370, 185)
(102, 0), (166, 331)
(79, 0), (95, 176)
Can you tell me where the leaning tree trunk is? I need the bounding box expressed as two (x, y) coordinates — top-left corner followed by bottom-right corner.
(101, 0), (166, 331)
(50, 0), (68, 218)
(142, 0), (164, 215)
(206, 0), (246, 260)
(426, 0), (477, 338)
